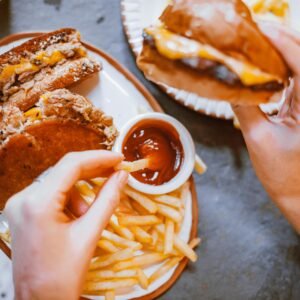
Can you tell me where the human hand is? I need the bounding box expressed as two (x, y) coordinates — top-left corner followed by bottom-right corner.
(232, 23), (300, 233)
(3, 150), (128, 300)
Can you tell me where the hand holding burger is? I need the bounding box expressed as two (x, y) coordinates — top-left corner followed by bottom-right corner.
(138, 0), (290, 105)
(233, 23), (300, 233)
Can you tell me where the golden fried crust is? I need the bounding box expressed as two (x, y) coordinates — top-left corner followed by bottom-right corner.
(160, 0), (289, 80)
(137, 42), (281, 105)
(5, 57), (101, 111)
(0, 119), (107, 208)
(0, 28), (78, 65)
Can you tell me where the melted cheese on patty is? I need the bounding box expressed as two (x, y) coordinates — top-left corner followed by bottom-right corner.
(145, 26), (282, 86)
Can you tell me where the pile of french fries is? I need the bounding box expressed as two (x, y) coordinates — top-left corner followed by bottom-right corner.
(76, 161), (201, 299)
(0, 158), (205, 300)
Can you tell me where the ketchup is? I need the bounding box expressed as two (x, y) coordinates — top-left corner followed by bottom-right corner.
(123, 120), (184, 185)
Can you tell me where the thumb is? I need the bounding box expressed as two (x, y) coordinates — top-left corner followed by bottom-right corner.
(258, 22), (300, 119)
(72, 170), (128, 243)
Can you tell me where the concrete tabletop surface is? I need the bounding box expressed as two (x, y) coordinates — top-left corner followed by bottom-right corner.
(0, 0), (300, 299)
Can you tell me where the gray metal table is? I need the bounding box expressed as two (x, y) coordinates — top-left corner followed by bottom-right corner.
(0, 1), (299, 299)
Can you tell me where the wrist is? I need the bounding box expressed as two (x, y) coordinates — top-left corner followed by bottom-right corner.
(14, 275), (79, 300)
(273, 195), (300, 234)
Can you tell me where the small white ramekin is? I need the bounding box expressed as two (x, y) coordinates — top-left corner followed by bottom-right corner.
(114, 113), (195, 194)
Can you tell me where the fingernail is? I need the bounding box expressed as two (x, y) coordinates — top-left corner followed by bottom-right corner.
(115, 170), (128, 187)
(258, 23), (280, 40)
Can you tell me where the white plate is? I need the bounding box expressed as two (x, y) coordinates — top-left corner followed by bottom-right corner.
(121, 0), (300, 120)
(0, 33), (198, 300)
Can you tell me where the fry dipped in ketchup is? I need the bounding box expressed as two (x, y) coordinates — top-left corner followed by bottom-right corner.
(123, 120), (183, 185)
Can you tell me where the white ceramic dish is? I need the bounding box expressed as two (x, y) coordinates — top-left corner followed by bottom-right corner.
(121, 0), (300, 120)
(0, 32), (198, 300)
(114, 112), (196, 194)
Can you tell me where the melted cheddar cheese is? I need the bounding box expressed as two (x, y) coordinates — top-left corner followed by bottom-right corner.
(246, 0), (288, 18)
(0, 48), (86, 83)
(23, 107), (42, 121)
(0, 59), (39, 82)
(34, 50), (65, 66)
(145, 26), (282, 86)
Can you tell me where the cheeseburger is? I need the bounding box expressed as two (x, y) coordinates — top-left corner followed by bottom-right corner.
(137, 0), (290, 105)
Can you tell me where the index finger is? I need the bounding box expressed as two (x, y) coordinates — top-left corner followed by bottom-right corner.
(38, 150), (123, 207)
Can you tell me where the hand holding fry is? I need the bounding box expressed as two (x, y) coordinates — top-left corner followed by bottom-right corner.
(3, 150), (127, 300)
(1, 141), (200, 300)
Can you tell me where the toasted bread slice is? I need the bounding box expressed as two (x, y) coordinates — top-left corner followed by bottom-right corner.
(0, 89), (117, 207)
(0, 28), (101, 110)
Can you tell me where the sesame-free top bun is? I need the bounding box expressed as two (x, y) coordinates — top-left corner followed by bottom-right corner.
(160, 0), (289, 80)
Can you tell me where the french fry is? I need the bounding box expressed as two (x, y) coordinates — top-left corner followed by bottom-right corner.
(90, 177), (107, 187)
(150, 229), (159, 247)
(152, 195), (181, 208)
(121, 194), (134, 209)
(124, 187), (158, 213)
(97, 240), (119, 253)
(137, 269), (149, 289)
(84, 278), (138, 292)
(90, 248), (134, 270)
(105, 290), (115, 300)
(101, 230), (142, 250)
(115, 159), (149, 172)
(106, 225), (115, 233)
(155, 224), (197, 262)
(142, 225), (151, 232)
(130, 200), (149, 215)
(75, 180), (96, 205)
(194, 154), (207, 175)
(173, 236), (197, 262)
(177, 183), (188, 226)
(164, 219), (174, 254)
(131, 227), (153, 244)
(175, 221), (182, 234)
(118, 215), (160, 227)
(0, 230), (11, 244)
(116, 198), (136, 216)
(233, 113), (241, 129)
(189, 237), (202, 249)
(157, 204), (182, 223)
(149, 237), (202, 284)
(169, 190), (181, 198)
(154, 240), (180, 256)
(149, 256), (181, 284)
(109, 215), (134, 240)
(86, 269), (138, 281)
(113, 253), (167, 271)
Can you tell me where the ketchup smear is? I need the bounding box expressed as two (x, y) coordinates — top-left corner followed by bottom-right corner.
(122, 120), (184, 185)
